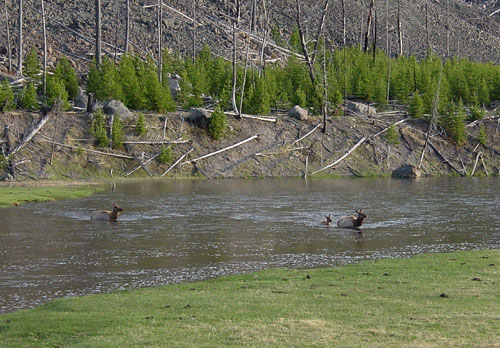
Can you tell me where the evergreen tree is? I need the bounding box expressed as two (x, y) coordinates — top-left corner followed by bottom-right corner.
(271, 24), (283, 46)
(289, 26), (303, 54)
(135, 112), (147, 136)
(86, 59), (101, 95)
(440, 101), (467, 146)
(409, 94), (424, 119)
(385, 124), (400, 145)
(477, 125), (487, 146)
(96, 57), (122, 101)
(54, 57), (79, 99)
(158, 145), (173, 164)
(246, 76), (270, 115)
(119, 53), (144, 109)
(292, 88), (307, 108)
(111, 116), (124, 149)
(468, 105), (485, 121)
(176, 69), (193, 108)
(208, 106), (226, 140)
(0, 79), (15, 110)
(91, 109), (109, 147)
(46, 75), (70, 110)
(24, 46), (40, 79)
(20, 82), (39, 110)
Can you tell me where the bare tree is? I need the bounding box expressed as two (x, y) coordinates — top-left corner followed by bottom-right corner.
(157, 0), (162, 82)
(124, 0), (130, 53)
(231, 23), (239, 116)
(342, 0), (347, 116)
(3, 0), (12, 72)
(192, 0), (196, 63)
(363, 0), (375, 53)
(95, 0), (102, 66)
(41, 0), (47, 101)
(446, 0), (450, 57)
(258, 0), (270, 77)
(425, 0), (430, 56)
(17, 0), (23, 75)
(322, 32), (328, 133)
(397, 0), (403, 56)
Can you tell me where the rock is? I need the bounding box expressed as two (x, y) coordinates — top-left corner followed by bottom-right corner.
(346, 101), (376, 115)
(391, 164), (422, 179)
(187, 108), (210, 128)
(168, 78), (181, 97)
(103, 100), (133, 121)
(73, 95), (87, 109)
(288, 105), (308, 120)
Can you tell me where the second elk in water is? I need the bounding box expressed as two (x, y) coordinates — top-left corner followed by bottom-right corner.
(90, 202), (124, 221)
(337, 210), (367, 229)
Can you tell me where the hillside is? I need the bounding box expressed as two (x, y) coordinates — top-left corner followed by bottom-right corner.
(1, 0), (500, 76)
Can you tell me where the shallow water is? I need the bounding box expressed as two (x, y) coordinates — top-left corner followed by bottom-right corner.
(0, 177), (499, 313)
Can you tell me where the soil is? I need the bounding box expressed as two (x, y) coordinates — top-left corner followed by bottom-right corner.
(1, 106), (499, 182)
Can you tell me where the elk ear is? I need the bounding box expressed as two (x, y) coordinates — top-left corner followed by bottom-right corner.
(355, 210), (359, 213)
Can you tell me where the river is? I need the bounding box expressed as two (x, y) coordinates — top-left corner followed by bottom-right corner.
(0, 177), (499, 313)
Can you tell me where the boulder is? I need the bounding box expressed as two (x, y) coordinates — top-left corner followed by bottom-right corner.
(168, 78), (181, 97)
(103, 100), (133, 121)
(288, 105), (308, 120)
(346, 101), (376, 115)
(73, 95), (87, 110)
(188, 108), (210, 128)
(391, 164), (422, 179)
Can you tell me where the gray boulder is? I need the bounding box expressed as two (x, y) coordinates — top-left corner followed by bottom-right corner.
(391, 164), (422, 179)
(288, 105), (308, 121)
(188, 108), (210, 128)
(168, 78), (181, 97)
(73, 95), (87, 109)
(103, 100), (133, 121)
(346, 101), (376, 115)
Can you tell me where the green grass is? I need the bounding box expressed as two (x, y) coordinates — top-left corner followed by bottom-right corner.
(0, 250), (498, 348)
(0, 186), (98, 207)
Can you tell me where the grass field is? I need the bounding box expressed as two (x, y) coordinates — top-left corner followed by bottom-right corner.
(0, 250), (498, 347)
(0, 186), (97, 207)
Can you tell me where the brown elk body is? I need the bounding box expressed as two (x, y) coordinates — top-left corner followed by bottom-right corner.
(321, 214), (333, 226)
(337, 210), (367, 229)
(90, 203), (123, 221)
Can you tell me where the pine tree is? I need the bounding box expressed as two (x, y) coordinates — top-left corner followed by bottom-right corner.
(441, 101), (467, 146)
(96, 57), (122, 101)
(91, 109), (109, 147)
(119, 53), (144, 109)
(289, 26), (303, 54)
(271, 24), (282, 46)
(477, 125), (487, 146)
(111, 116), (124, 149)
(135, 112), (147, 136)
(247, 76), (270, 115)
(385, 124), (400, 145)
(20, 82), (39, 110)
(54, 57), (79, 99)
(24, 46), (40, 79)
(0, 79), (15, 110)
(86, 59), (101, 95)
(208, 106), (226, 140)
(468, 105), (485, 121)
(409, 94), (424, 119)
(158, 145), (173, 164)
(46, 75), (70, 110)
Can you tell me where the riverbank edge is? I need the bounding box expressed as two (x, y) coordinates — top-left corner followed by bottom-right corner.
(0, 249), (498, 347)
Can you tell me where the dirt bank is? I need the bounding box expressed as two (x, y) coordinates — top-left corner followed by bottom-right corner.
(1, 107), (499, 182)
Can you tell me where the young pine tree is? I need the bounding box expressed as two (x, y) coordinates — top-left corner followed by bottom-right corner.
(20, 82), (39, 110)
(135, 113), (147, 136)
(24, 46), (40, 79)
(409, 94), (424, 119)
(441, 102), (467, 146)
(86, 59), (101, 96)
(91, 109), (110, 148)
(385, 124), (400, 145)
(96, 57), (123, 101)
(158, 145), (174, 164)
(0, 79), (15, 110)
(119, 53), (144, 109)
(46, 75), (70, 110)
(111, 116), (124, 149)
(54, 57), (79, 99)
(477, 125), (487, 146)
(208, 106), (226, 140)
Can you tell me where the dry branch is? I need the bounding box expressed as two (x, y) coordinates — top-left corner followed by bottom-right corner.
(37, 139), (135, 159)
(292, 123), (321, 145)
(182, 135), (259, 165)
(311, 137), (366, 175)
(161, 148), (194, 176)
(124, 152), (161, 177)
(122, 139), (190, 145)
(428, 140), (465, 176)
(255, 146), (308, 157)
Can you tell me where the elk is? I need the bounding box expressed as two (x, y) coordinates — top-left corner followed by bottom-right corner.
(90, 202), (123, 221)
(337, 210), (367, 229)
(321, 214), (333, 226)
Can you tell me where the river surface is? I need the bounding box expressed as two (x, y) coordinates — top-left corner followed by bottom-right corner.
(0, 178), (499, 313)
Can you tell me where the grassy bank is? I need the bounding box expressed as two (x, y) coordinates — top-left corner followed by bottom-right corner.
(0, 250), (498, 347)
(0, 185), (98, 207)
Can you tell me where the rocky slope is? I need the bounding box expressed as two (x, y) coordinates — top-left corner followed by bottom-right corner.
(1, 0), (500, 76)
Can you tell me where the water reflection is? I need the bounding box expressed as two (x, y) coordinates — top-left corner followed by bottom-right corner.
(0, 177), (499, 313)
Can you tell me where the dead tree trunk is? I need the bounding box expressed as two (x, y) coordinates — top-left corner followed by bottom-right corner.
(445, 0), (450, 57)
(95, 0), (102, 66)
(41, 0), (47, 101)
(3, 0), (12, 72)
(192, 0), (196, 63)
(124, 0), (130, 53)
(17, 0), (22, 75)
(363, 0), (375, 53)
(322, 32), (328, 133)
(259, 0), (270, 77)
(397, 0), (403, 56)
(2, 125), (16, 179)
(231, 23), (239, 116)
(342, 0), (347, 116)
(425, 0), (430, 56)
(157, 0), (162, 82)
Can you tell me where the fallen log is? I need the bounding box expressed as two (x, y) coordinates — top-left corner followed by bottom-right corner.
(428, 140), (466, 176)
(181, 135), (259, 165)
(291, 123), (321, 145)
(471, 152), (482, 177)
(255, 146), (308, 157)
(122, 139), (190, 145)
(37, 139), (135, 159)
(124, 152), (161, 177)
(311, 137), (366, 175)
(161, 148), (194, 176)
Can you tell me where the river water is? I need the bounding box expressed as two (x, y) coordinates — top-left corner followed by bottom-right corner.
(0, 178), (499, 313)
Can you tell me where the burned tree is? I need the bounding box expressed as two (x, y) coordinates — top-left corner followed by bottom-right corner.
(95, 0), (102, 66)
(17, 0), (22, 75)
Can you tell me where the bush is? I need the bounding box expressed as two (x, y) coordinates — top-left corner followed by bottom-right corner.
(208, 107), (226, 140)
(0, 79), (15, 110)
(409, 94), (424, 119)
(111, 116), (124, 149)
(135, 113), (147, 136)
(158, 146), (174, 164)
(385, 124), (400, 145)
(46, 75), (70, 110)
(91, 109), (109, 148)
(54, 57), (79, 99)
(477, 125), (487, 146)
(468, 105), (485, 121)
(20, 82), (39, 110)
(24, 46), (40, 79)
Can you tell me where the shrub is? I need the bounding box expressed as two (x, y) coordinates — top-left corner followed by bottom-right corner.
(385, 124), (400, 145)
(111, 116), (124, 149)
(24, 46), (40, 79)
(135, 113), (147, 136)
(409, 94), (424, 119)
(46, 75), (70, 110)
(91, 109), (109, 147)
(468, 105), (485, 121)
(0, 79), (15, 110)
(208, 107), (226, 140)
(54, 57), (79, 99)
(477, 125), (487, 146)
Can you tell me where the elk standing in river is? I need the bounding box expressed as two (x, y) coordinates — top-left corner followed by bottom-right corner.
(337, 210), (367, 229)
(90, 202), (123, 221)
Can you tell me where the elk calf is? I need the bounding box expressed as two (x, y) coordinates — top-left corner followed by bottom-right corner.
(90, 202), (123, 221)
(321, 214), (333, 226)
(337, 210), (367, 229)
